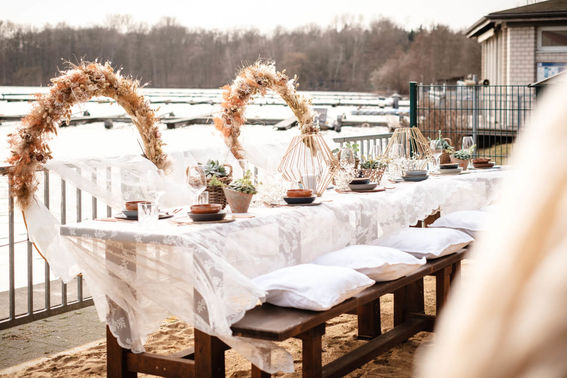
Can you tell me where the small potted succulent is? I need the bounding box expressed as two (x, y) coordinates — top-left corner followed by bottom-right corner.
(451, 146), (475, 170)
(200, 160), (232, 208)
(360, 156), (390, 184)
(223, 170), (257, 213)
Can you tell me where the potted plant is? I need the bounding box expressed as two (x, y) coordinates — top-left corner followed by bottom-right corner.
(200, 160), (232, 208)
(360, 157), (390, 184)
(223, 170), (257, 213)
(451, 146), (475, 170)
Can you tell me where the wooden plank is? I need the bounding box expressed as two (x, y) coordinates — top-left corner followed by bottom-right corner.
(164, 114), (211, 129)
(126, 352), (195, 377)
(322, 317), (428, 378)
(106, 326), (136, 378)
(232, 251), (466, 341)
(169, 347), (195, 359)
(274, 117), (297, 130)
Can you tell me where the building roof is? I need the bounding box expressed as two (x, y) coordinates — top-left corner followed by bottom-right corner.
(467, 0), (567, 38)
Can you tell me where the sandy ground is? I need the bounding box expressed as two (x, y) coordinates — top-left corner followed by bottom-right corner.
(0, 275), (441, 378)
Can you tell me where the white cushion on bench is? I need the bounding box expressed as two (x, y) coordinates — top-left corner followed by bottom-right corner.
(253, 264), (375, 311)
(429, 209), (488, 236)
(371, 227), (473, 259)
(313, 245), (425, 282)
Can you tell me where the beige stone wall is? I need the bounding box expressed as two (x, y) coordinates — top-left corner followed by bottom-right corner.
(507, 26), (536, 85)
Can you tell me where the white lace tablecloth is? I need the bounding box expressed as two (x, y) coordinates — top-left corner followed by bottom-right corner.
(58, 169), (505, 373)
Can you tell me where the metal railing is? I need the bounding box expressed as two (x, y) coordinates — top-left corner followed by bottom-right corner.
(0, 166), (98, 330)
(332, 133), (393, 156)
(409, 82), (538, 164)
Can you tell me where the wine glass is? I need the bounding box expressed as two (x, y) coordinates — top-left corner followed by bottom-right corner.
(388, 143), (405, 181)
(462, 136), (475, 165)
(429, 139), (443, 172)
(186, 166), (207, 204)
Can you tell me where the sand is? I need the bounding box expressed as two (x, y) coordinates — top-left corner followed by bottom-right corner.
(2, 276), (440, 378)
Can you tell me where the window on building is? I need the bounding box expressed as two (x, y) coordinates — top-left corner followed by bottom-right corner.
(538, 27), (567, 51)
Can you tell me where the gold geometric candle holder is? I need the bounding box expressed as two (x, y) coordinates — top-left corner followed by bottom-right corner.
(278, 133), (339, 196)
(384, 127), (434, 170)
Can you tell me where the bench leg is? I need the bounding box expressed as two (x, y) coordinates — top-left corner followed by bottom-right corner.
(296, 324), (325, 378)
(435, 266), (452, 314)
(394, 278), (425, 326)
(107, 326), (136, 378)
(252, 364), (271, 378)
(357, 299), (381, 339)
(194, 329), (228, 378)
(450, 261), (461, 284)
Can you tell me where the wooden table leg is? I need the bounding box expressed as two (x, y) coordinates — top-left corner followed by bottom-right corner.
(194, 329), (228, 378)
(357, 299), (381, 339)
(296, 324), (325, 378)
(450, 261), (461, 284)
(106, 326), (136, 378)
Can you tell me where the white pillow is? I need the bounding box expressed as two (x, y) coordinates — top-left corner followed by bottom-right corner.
(253, 264), (375, 311)
(371, 227), (473, 259)
(313, 245), (425, 282)
(430, 210), (489, 236)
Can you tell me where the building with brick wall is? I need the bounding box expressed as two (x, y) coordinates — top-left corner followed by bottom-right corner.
(467, 0), (567, 85)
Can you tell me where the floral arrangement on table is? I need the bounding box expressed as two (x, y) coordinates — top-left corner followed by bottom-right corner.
(7, 61), (170, 209)
(430, 131), (455, 164)
(214, 61), (317, 160)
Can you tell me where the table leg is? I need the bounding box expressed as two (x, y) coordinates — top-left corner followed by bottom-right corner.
(194, 329), (228, 378)
(252, 364), (271, 378)
(106, 326), (136, 378)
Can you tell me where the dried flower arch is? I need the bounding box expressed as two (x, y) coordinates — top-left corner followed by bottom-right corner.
(214, 61), (318, 160)
(7, 61), (170, 209)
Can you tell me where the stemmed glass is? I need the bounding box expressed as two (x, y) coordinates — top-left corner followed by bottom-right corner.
(186, 166), (208, 204)
(429, 139), (443, 172)
(388, 143), (405, 181)
(462, 136), (475, 166)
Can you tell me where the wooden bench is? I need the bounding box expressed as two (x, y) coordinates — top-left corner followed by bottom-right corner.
(106, 249), (464, 378)
(231, 250), (464, 377)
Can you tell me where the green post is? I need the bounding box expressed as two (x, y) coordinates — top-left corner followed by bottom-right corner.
(409, 81), (417, 127)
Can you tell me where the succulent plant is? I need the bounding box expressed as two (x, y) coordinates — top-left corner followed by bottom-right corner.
(360, 157), (389, 170)
(228, 170), (257, 194)
(202, 160), (227, 178)
(453, 145), (475, 160)
(208, 175), (224, 187)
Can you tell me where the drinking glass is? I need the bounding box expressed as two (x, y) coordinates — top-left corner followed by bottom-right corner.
(388, 143), (405, 180)
(186, 166), (207, 204)
(462, 136), (474, 150)
(429, 139), (443, 171)
(197, 191), (209, 204)
(138, 202), (159, 227)
(462, 136), (475, 165)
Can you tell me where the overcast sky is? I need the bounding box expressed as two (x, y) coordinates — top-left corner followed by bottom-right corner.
(2, 0), (530, 32)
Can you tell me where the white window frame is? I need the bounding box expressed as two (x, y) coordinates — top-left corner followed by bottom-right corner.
(538, 26), (567, 52)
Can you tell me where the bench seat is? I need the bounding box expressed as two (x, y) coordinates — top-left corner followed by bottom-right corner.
(231, 250), (465, 377)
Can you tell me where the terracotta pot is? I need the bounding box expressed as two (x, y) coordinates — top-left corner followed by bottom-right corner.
(223, 188), (253, 213)
(450, 156), (469, 170)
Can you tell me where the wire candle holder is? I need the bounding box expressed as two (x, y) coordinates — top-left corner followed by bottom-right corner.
(384, 127), (434, 171)
(278, 133), (339, 196)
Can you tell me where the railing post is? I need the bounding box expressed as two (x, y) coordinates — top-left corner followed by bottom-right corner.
(472, 84), (479, 147)
(409, 81), (417, 127)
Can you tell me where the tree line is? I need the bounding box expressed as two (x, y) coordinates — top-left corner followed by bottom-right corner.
(0, 16), (480, 94)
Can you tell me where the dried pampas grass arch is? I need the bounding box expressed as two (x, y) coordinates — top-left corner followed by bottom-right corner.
(214, 61), (338, 194)
(7, 61), (170, 210)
